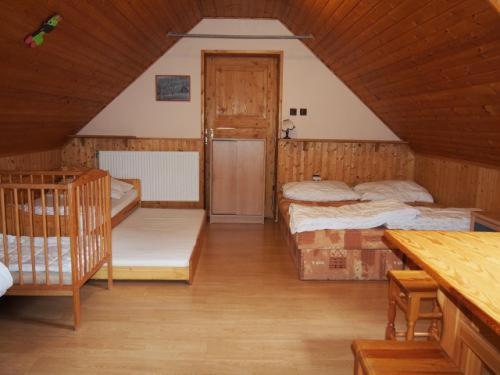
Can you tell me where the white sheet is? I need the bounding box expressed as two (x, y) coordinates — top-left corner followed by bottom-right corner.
(111, 188), (138, 217)
(112, 208), (205, 268)
(282, 180), (360, 202)
(385, 207), (476, 231)
(289, 200), (419, 234)
(0, 262), (13, 297)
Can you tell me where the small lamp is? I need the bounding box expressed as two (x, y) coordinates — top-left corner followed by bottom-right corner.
(281, 119), (296, 139)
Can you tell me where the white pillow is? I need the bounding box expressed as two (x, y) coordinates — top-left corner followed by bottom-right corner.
(111, 177), (134, 194)
(354, 180), (434, 203)
(111, 189), (124, 200)
(282, 180), (360, 202)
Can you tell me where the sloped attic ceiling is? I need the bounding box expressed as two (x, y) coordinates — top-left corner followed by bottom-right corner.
(1, 1), (499, 165)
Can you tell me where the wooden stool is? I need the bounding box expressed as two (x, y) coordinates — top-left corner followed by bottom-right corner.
(385, 270), (443, 341)
(351, 339), (463, 374)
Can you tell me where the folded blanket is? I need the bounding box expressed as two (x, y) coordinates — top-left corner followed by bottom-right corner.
(386, 207), (476, 231)
(0, 261), (13, 297)
(289, 199), (419, 234)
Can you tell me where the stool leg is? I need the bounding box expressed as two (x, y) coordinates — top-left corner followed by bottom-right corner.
(428, 300), (442, 341)
(406, 294), (420, 340)
(385, 278), (397, 340)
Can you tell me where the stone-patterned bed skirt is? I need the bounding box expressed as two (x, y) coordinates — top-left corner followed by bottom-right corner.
(278, 199), (403, 280)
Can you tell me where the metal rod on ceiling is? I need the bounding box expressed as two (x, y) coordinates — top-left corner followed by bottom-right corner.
(167, 32), (313, 40)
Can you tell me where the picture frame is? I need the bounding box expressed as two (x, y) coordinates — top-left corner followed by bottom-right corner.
(155, 75), (190, 101)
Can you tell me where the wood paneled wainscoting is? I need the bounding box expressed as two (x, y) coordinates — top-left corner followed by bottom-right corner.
(62, 136), (204, 208)
(0, 148), (62, 170)
(277, 139), (415, 191)
(414, 154), (500, 211)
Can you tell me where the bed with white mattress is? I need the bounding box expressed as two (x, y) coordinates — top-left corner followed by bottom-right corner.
(279, 193), (477, 281)
(93, 208), (206, 284)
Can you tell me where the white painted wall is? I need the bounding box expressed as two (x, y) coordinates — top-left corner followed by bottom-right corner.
(79, 19), (398, 141)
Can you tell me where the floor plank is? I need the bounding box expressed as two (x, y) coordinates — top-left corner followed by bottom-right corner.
(0, 221), (390, 374)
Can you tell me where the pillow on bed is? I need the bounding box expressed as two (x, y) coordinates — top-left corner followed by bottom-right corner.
(282, 180), (360, 202)
(111, 189), (124, 200)
(354, 180), (434, 203)
(111, 178), (134, 194)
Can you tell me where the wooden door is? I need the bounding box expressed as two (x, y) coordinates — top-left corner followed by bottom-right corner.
(204, 53), (280, 218)
(211, 139), (265, 222)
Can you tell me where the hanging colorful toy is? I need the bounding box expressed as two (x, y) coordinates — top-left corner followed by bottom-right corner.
(24, 14), (62, 48)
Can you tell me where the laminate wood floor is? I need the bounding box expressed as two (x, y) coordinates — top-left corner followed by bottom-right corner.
(0, 221), (390, 374)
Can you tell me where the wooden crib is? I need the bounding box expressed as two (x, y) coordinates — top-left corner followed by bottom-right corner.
(0, 169), (112, 329)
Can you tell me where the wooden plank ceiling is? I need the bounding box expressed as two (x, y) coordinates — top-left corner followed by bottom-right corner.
(1, 0), (499, 166)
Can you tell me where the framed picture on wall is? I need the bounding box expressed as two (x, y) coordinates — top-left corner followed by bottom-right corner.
(155, 75), (190, 101)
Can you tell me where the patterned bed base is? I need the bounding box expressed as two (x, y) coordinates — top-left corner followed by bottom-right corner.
(278, 205), (403, 281)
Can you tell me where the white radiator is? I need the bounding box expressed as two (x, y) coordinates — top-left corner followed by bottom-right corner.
(98, 151), (199, 201)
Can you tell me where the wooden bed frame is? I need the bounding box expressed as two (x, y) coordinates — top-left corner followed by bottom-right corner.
(0, 169), (112, 329)
(94, 212), (207, 285)
(111, 178), (141, 228)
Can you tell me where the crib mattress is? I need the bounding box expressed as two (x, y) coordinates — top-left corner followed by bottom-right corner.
(0, 234), (72, 285)
(112, 208), (205, 268)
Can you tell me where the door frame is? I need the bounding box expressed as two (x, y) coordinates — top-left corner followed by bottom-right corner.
(201, 50), (284, 218)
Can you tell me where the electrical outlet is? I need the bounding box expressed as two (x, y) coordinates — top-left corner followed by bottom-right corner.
(290, 108), (297, 116)
(300, 108), (307, 116)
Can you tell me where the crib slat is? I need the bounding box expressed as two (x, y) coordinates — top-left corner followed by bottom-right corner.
(91, 180), (98, 267)
(81, 186), (88, 274)
(54, 188), (63, 286)
(41, 189), (49, 285)
(86, 182), (93, 270)
(0, 188), (9, 268)
(27, 189), (36, 284)
(76, 187), (83, 280)
(13, 188), (23, 285)
(88, 181), (94, 269)
(96, 178), (103, 261)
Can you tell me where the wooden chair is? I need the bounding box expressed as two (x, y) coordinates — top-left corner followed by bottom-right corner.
(386, 270), (443, 341)
(352, 339), (463, 375)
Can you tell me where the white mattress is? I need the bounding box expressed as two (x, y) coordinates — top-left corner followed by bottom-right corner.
(0, 234), (72, 285)
(289, 200), (419, 234)
(112, 208), (205, 268)
(385, 207), (476, 231)
(111, 188), (138, 217)
(0, 262), (13, 296)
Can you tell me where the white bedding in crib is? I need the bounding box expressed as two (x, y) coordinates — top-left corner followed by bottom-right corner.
(0, 235), (72, 273)
(385, 207), (475, 231)
(289, 200), (419, 234)
(0, 262), (13, 297)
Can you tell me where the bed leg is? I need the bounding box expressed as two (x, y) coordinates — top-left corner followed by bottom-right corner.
(107, 258), (113, 290)
(72, 288), (81, 330)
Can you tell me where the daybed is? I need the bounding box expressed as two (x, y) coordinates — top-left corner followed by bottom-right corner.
(0, 169), (112, 328)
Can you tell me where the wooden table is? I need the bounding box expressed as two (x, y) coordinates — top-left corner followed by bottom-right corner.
(384, 230), (500, 336)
